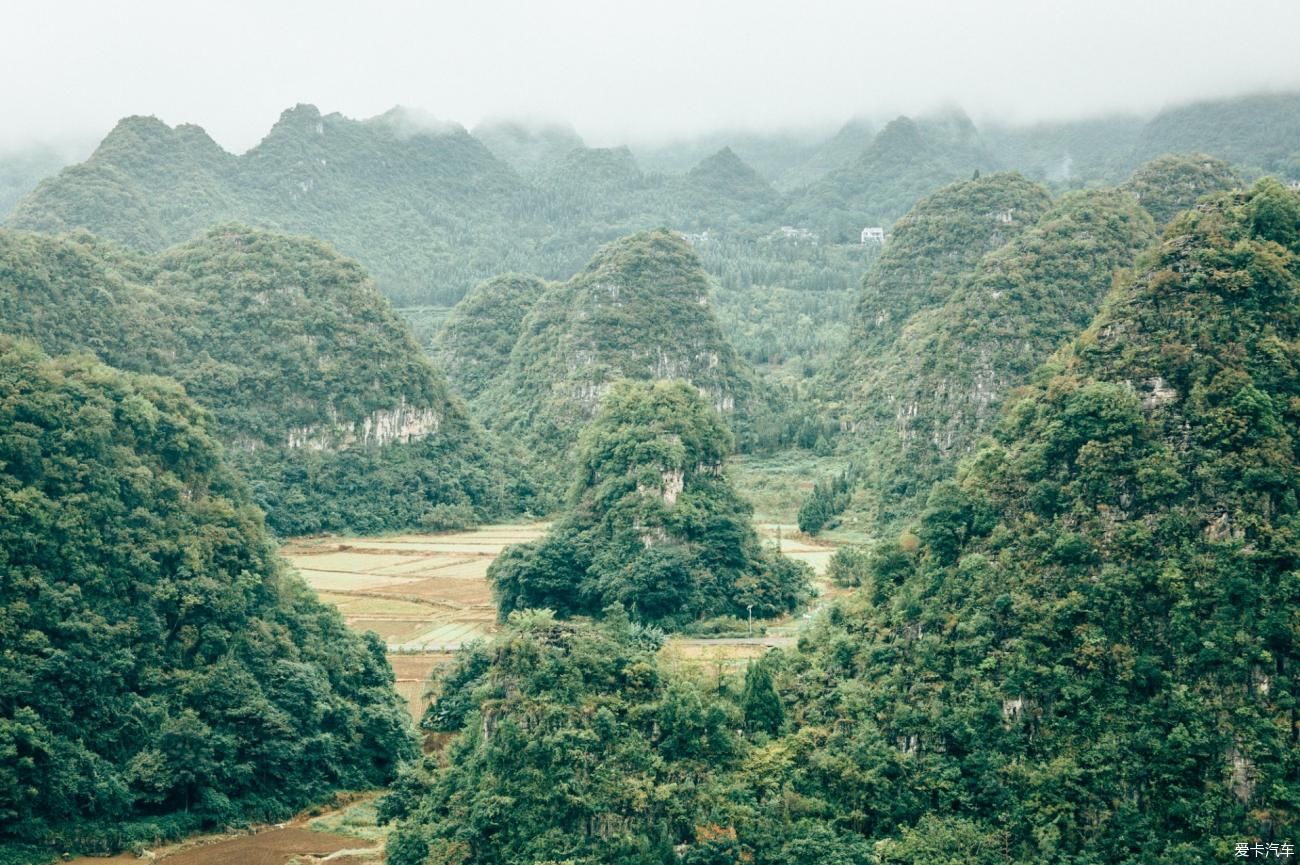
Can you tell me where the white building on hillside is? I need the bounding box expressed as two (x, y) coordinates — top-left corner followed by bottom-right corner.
(861, 226), (885, 244)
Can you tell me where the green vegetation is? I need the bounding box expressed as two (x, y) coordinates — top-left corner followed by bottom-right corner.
(481, 230), (758, 486)
(836, 172), (1052, 363)
(773, 178), (1300, 860)
(489, 381), (810, 628)
(382, 178), (1300, 864)
(0, 338), (413, 857)
(1124, 152), (1241, 225)
(1133, 91), (1300, 177)
(981, 113), (1148, 186)
(433, 273), (548, 399)
(839, 185), (1157, 530)
(783, 112), (998, 242)
(380, 611), (743, 865)
(0, 145), (80, 217)
(796, 466), (857, 535)
(471, 118), (585, 176)
(0, 225), (530, 535)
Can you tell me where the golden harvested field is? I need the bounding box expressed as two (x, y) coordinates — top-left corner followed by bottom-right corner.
(283, 522), (547, 653)
(284, 523), (548, 719)
(388, 652), (453, 720)
(286, 521), (841, 707)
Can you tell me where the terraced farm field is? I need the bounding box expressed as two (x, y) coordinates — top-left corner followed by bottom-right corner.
(282, 524), (547, 719)
(283, 521), (841, 717)
(283, 524), (547, 652)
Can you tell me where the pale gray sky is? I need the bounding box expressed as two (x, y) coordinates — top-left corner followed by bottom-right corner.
(6, 0), (1300, 153)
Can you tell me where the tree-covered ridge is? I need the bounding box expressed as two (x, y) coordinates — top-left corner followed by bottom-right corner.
(980, 113), (1148, 186)
(381, 611), (763, 865)
(0, 226), (529, 535)
(433, 272), (549, 400)
(0, 145), (82, 218)
(0, 338), (414, 856)
(8, 105), (534, 306)
(679, 146), (781, 222)
(489, 381), (810, 629)
(484, 229), (758, 480)
(839, 172), (1053, 365)
(470, 118), (586, 176)
(1123, 153), (1241, 225)
(775, 116), (874, 192)
(1133, 91), (1300, 177)
(781, 179), (1300, 859)
(843, 187), (1158, 529)
(783, 112), (998, 242)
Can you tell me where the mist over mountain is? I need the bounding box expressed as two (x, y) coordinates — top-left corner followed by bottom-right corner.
(7, 12), (1300, 860)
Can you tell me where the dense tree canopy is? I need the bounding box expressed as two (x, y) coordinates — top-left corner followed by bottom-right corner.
(1123, 152), (1241, 225)
(489, 380), (810, 628)
(481, 230), (759, 489)
(0, 226), (533, 535)
(0, 339), (414, 857)
(839, 186), (1158, 529)
(775, 179), (1300, 861)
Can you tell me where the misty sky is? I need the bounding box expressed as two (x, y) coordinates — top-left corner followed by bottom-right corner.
(7, 0), (1300, 154)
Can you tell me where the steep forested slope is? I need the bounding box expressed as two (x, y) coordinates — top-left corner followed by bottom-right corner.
(0, 338), (413, 857)
(0, 226), (528, 535)
(433, 273), (549, 399)
(843, 188), (1157, 528)
(1124, 152), (1242, 225)
(776, 116), (874, 191)
(9, 106), (537, 306)
(836, 172), (1052, 366)
(0, 145), (82, 217)
(781, 179), (1300, 859)
(1134, 92), (1300, 176)
(485, 229), (758, 479)
(381, 612), (765, 865)
(784, 112), (998, 242)
(489, 380), (809, 628)
(981, 114), (1147, 185)
(471, 118), (585, 175)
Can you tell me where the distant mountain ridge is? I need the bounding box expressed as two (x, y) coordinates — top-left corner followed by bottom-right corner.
(9, 91), (1299, 311)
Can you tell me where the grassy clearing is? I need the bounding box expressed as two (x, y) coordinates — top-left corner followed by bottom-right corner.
(728, 450), (854, 524)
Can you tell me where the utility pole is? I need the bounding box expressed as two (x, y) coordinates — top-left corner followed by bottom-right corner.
(747, 603), (754, 636)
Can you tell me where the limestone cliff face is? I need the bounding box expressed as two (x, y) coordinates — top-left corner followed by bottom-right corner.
(285, 397), (441, 450)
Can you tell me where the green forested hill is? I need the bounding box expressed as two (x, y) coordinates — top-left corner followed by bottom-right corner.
(471, 118), (586, 176)
(483, 230), (759, 481)
(0, 226), (529, 535)
(0, 145), (83, 218)
(842, 187), (1157, 529)
(489, 380), (809, 628)
(381, 611), (755, 865)
(433, 273), (549, 400)
(781, 179), (1300, 859)
(676, 147), (781, 225)
(981, 113), (1148, 185)
(0, 338), (414, 856)
(1133, 91), (1300, 177)
(9, 106), (537, 306)
(1123, 152), (1242, 225)
(836, 172), (1053, 366)
(776, 116), (874, 192)
(783, 112), (998, 242)
(383, 178), (1300, 865)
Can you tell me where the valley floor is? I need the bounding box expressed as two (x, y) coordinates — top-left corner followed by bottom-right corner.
(282, 519), (844, 719)
(64, 796), (386, 865)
